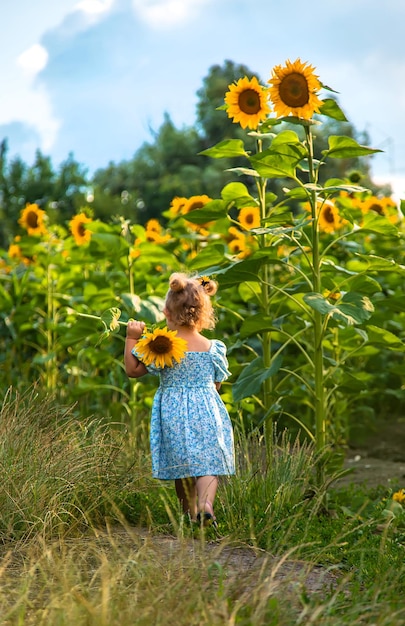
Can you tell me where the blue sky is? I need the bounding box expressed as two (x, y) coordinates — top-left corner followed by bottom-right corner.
(1, 0), (405, 197)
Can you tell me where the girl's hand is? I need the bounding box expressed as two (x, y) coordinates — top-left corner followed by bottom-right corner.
(126, 320), (146, 340)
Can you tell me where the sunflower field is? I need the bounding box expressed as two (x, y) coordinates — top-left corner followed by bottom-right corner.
(1, 58), (405, 461)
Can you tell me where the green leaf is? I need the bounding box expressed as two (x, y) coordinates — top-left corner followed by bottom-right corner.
(357, 212), (399, 236)
(250, 143), (307, 179)
(349, 254), (405, 273)
(182, 199), (228, 224)
(215, 257), (266, 287)
(187, 243), (227, 271)
(303, 292), (374, 325)
(324, 136), (383, 159)
(100, 307), (122, 333)
(271, 130), (301, 145)
(232, 355), (283, 402)
(319, 98), (348, 122)
(221, 182), (256, 206)
(199, 139), (247, 159)
(375, 332), (405, 353)
(239, 314), (274, 339)
(365, 325), (405, 351)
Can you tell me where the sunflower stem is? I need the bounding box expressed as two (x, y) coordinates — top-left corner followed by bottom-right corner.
(305, 125), (326, 482)
(256, 137), (274, 462)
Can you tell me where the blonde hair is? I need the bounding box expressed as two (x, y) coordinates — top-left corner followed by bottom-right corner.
(165, 272), (218, 331)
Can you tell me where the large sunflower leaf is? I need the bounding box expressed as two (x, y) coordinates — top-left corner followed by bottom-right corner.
(232, 355), (283, 402)
(199, 139), (247, 159)
(303, 292), (374, 325)
(357, 212), (399, 236)
(324, 136), (382, 159)
(365, 325), (405, 351)
(347, 254), (405, 273)
(249, 143), (307, 179)
(319, 98), (348, 122)
(239, 314), (274, 339)
(187, 243), (227, 270)
(215, 258), (266, 287)
(182, 199), (228, 224)
(221, 182), (256, 206)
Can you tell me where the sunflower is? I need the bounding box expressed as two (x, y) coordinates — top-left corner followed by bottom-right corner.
(168, 196), (188, 218)
(182, 195), (212, 215)
(228, 234), (252, 259)
(145, 229), (171, 244)
(7, 243), (31, 265)
(361, 195), (400, 224)
(238, 206), (261, 230)
(393, 489), (405, 505)
(135, 327), (188, 369)
(228, 226), (245, 240)
(318, 201), (346, 233)
(304, 200), (346, 234)
(18, 203), (47, 236)
(225, 76), (270, 129)
(268, 58), (322, 120)
(145, 219), (162, 233)
(70, 213), (93, 245)
(181, 194), (212, 234)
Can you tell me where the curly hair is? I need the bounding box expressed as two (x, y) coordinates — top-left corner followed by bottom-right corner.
(165, 272), (218, 331)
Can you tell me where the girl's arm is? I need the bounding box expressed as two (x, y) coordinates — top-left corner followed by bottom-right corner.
(124, 320), (148, 378)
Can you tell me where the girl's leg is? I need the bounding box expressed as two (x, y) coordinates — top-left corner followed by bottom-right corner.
(175, 477), (197, 520)
(196, 475), (218, 517)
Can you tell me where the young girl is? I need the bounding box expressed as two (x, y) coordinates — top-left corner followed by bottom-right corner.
(124, 272), (235, 527)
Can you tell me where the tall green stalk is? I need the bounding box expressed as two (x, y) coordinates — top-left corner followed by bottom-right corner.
(256, 138), (274, 459)
(305, 125), (326, 455)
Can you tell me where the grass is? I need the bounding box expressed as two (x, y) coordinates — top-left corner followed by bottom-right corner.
(0, 389), (405, 625)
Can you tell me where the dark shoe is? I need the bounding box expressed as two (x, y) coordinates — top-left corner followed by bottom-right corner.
(197, 500), (218, 529)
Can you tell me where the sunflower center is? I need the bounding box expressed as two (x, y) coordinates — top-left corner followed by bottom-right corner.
(279, 73), (309, 108)
(149, 336), (173, 354)
(78, 223), (86, 236)
(27, 211), (39, 229)
(369, 203), (384, 215)
(238, 89), (261, 114)
(187, 201), (204, 212)
(323, 207), (335, 224)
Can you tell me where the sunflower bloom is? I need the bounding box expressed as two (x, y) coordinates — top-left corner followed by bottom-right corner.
(228, 234), (252, 259)
(238, 206), (261, 230)
(145, 219), (162, 233)
(18, 203), (47, 236)
(318, 201), (346, 233)
(144, 219), (171, 243)
(70, 213), (93, 245)
(181, 194), (212, 234)
(268, 58), (322, 120)
(393, 489), (405, 505)
(361, 195), (400, 224)
(304, 200), (346, 234)
(168, 196), (188, 218)
(136, 327), (188, 369)
(225, 76), (270, 129)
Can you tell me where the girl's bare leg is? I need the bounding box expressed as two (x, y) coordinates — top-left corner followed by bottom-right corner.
(175, 477), (197, 520)
(196, 475), (218, 517)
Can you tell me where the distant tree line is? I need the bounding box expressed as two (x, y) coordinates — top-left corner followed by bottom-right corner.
(0, 59), (386, 248)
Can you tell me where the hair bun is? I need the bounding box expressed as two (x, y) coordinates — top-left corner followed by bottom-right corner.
(197, 276), (218, 296)
(169, 272), (187, 292)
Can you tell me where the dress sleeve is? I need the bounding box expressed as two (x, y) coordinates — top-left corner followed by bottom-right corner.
(131, 347), (159, 376)
(211, 340), (231, 382)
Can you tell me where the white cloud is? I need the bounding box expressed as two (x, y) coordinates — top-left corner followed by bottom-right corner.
(75, 0), (115, 15)
(131, 0), (213, 28)
(17, 44), (49, 77)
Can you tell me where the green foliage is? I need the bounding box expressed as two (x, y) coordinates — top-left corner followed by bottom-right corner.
(0, 388), (128, 540)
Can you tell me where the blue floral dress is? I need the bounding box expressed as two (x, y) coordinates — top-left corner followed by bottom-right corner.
(133, 339), (235, 480)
